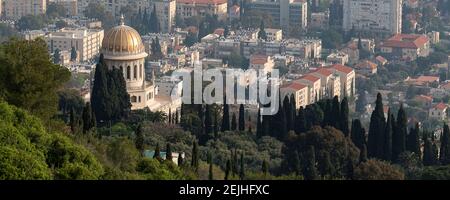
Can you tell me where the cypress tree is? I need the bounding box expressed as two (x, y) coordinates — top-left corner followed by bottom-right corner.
(204, 105), (213, 134)
(360, 144), (368, 163)
(225, 159), (231, 180)
(303, 146), (318, 180)
(168, 109), (172, 124)
(340, 97), (350, 137)
(331, 96), (340, 129)
(319, 151), (335, 177)
(232, 149), (239, 175)
(284, 96), (294, 132)
(239, 104), (245, 131)
(292, 150), (301, 175)
(423, 137), (436, 166)
(166, 143), (173, 161)
(191, 140), (199, 171)
(407, 122), (421, 157)
(257, 19), (267, 40)
(231, 113), (237, 131)
(393, 104), (407, 162)
(221, 102), (230, 131)
(262, 160), (269, 175)
(239, 153), (245, 180)
(368, 93), (386, 159)
(295, 106), (307, 134)
(53, 48), (61, 64)
(350, 119), (365, 150)
(70, 47), (77, 61)
(384, 111), (393, 161)
(209, 162), (214, 180)
(175, 110), (179, 124)
(135, 124), (145, 155)
(440, 124), (450, 165)
(69, 108), (78, 134)
(289, 94), (297, 131)
(273, 95), (287, 139)
(154, 143), (161, 160)
(213, 109), (219, 139)
(323, 99), (333, 126)
(178, 154), (184, 166)
(149, 5), (160, 33)
(256, 108), (263, 137)
(91, 54), (110, 123)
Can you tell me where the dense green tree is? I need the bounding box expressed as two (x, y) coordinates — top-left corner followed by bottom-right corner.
(291, 150), (301, 175)
(360, 144), (368, 163)
(256, 108), (263, 137)
(46, 3), (67, 18)
(340, 97), (350, 136)
(70, 47), (77, 62)
(321, 29), (343, 49)
(354, 159), (405, 180)
(84, 2), (114, 29)
(295, 107), (307, 134)
(239, 153), (245, 180)
(225, 159), (231, 180)
(440, 124), (450, 165)
(284, 96), (294, 132)
(423, 135), (437, 166)
(221, 102), (230, 131)
(53, 48), (61, 64)
(257, 20), (267, 40)
(319, 151), (335, 177)
(153, 143), (161, 161)
(135, 124), (145, 155)
(82, 102), (96, 134)
(261, 160), (269, 175)
(204, 105), (213, 135)
(191, 140), (199, 172)
(368, 93), (386, 159)
(231, 113), (237, 131)
(0, 38), (70, 122)
(384, 111), (393, 161)
(356, 90), (367, 113)
(239, 104), (245, 131)
(331, 96), (340, 130)
(303, 146), (318, 180)
(149, 6), (161, 33)
(407, 123), (421, 158)
(208, 161), (214, 180)
(166, 143), (173, 161)
(17, 15), (46, 31)
(393, 104), (407, 162)
(351, 119), (366, 150)
(150, 37), (163, 61)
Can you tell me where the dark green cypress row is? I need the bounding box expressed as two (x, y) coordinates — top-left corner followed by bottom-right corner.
(295, 106), (307, 134)
(407, 122), (421, 157)
(239, 153), (245, 180)
(384, 111), (393, 161)
(331, 96), (340, 130)
(340, 97), (350, 137)
(154, 143), (161, 161)
(350, 119), (366, 150)
(166, 143), (173, 161)
(393, 104), (407, 162)
(368, 93), (386, 159)
(221, 102), (230, 131)
(303, 146), (318, 180)
(91, 54), (110, 123)
(191, 140), (199, 171)
(239, 104), (245, 131)
(440, 124), (450, 164)
(284, 96), (294, 132)
(231, 113), (237, 131)
(290, 94), (297, 131)
(225, 159), (231, 180)
(135, 124), (144, 156)
(256, 108), (263, 137)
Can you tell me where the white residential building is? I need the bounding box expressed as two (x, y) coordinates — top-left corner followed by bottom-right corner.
(343, 0), (402, 34)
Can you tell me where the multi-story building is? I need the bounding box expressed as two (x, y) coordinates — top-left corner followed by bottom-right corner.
(45, 28), (104, 62)
(311, 68), (341, 99)
(176, 0), (228, 21)
(49, 0), (77, 16)
(429, 103), (448, 121)
(280, 82), (308, 109)
(326, 64), (356, 98)
(310, 11), (329, 29)
(249, 54), (275, 75)
(2, 0), (47, 20)
(259, 28), (283, 42)
(295, 74), (321, 104)
(380, 34), (430, 61)
(283, 38), (322, 59)
(151, 0), (177, 33)
(327, 52), (349, 65)
(343, 0), (402, 34)
(248, 0), (308, 31)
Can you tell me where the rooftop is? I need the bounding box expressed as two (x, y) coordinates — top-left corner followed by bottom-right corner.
(381, 34), (429, 49)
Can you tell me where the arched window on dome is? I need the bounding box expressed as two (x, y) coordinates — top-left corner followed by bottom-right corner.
(139, 64), (142, 78)
(127, 66), (131, 80)
(131, 96), (137, 103)
(134, 65), (137, 79)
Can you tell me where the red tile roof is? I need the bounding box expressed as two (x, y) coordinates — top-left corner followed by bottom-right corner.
(417, 75), (439, 83)
(312, 68), (333, 76)
(434, 103), (448, 111)
(282, 82), (307, 91)
(375, 56), (387, 63)
(213, 28), (224, 36)
(441, 82), (450, 90)
(355, 60), (377, 70)
(300, 74), (320, 82)
(328, 64), (353, 74)
(380, 34), (429, 49)
(177, 0), (228, 5)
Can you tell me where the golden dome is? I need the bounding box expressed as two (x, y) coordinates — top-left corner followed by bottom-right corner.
(101, 16), (145, 56)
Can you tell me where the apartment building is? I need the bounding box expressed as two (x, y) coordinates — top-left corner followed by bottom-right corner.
(295, 74), (321, 104)
(248, 0), (308, 31)
(45, 28), (104, 62)
(326, 64), (356, 98)
(176, 0), (228, 21)
(280, 82), (309, 109)
(2, 0), (46, 20)
(380, 34), (430, 61)
(151, 0), (177, 33)
(343, 0), (402, 34)
(49, 0), (77, 16)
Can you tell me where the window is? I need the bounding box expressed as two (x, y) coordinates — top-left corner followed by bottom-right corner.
(139, 64), (142, 78)
(127, 66), (131, 79)
(138, 96), (141, 102)
(134, 65), (137, 79)
(131, 96), (137, 103)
